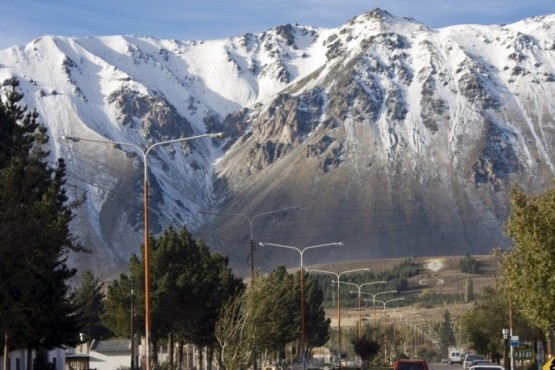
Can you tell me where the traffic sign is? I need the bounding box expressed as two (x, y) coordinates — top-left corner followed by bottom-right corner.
(511, 335), (519, 346)
(541, 355), (555, 370)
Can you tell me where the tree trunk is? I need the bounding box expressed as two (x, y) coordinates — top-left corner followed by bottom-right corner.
(178, 340), (184, 370)
(198, 347), (204, 370)
(3, 332), (8, 370)
(169, 333), (174, 368)
(26, 344), (32, 370)
(152, 338), (159, 367)
(207, 346), (213, 370)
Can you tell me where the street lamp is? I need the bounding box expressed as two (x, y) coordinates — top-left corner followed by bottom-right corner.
(259, 242), (343, 370)
(374, 298), (405, 363)
(502, 328), (510, 370)
(341, 281), (386, 337)
(400, 314), (422, 355)
(307, 268), (370, 367)
(197, 206), (304, 281)
(360, 290), (398, 306)
(61, 132), (224, 370)
(361, 290), (397, 328)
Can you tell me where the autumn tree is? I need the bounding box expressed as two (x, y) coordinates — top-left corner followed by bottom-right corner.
(460, 285), (534, 359)
(500, 185), (555, 341)
(214, 267), (331, 369)
(215, 287), (254, 370)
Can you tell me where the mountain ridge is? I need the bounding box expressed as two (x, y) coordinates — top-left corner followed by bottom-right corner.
(1, 9), (554, 279)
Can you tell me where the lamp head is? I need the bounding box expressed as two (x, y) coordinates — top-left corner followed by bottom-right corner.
(61, 135), (80, 142)
(212, 132), (226, 138)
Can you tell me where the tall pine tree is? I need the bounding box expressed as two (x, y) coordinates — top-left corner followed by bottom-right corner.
(74, 270), (113, 340)
(0, 81), (85, 368)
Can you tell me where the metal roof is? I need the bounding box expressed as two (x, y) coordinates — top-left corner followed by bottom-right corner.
(91, 340), (131, 353)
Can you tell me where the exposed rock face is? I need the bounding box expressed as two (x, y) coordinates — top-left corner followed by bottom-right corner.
(1, 9), (555, 278)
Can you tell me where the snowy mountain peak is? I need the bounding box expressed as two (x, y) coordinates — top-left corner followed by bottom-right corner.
(1, 10), (555, 278)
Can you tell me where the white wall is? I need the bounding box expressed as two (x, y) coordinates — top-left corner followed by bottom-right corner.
(88, 352), (130, 370)
(1, 348), (65, 370)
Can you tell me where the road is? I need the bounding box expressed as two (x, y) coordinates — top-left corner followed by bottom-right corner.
(429, 363), (464, 370)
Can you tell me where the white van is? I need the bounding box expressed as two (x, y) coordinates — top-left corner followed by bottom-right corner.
(448, 348), (463, 365)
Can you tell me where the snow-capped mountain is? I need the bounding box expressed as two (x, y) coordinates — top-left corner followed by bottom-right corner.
(1, 9), (554, 279)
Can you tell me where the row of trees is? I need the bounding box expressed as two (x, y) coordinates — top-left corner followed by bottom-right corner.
(95, 226), (332, 369)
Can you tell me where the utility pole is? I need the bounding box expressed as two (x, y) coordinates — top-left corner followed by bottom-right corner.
(131, 284), (135, 370)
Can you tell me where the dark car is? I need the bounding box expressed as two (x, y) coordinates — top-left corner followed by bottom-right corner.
(393, 359), (430, 370)
(464, 354), (486, 369)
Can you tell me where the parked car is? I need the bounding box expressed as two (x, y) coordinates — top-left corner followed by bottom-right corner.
(393, 359), (429, 370)
(464, 354), (486, 369)
(469, 365), (504, 370)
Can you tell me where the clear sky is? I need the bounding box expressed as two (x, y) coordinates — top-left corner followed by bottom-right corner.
(1, 0), (554, 50)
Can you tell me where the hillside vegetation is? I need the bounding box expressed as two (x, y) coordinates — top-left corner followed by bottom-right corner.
(307, 254), (501, 328)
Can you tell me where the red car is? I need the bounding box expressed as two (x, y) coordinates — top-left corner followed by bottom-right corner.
(393, 359), (430, 370)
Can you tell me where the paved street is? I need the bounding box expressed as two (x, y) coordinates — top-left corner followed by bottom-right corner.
(429, 362), (464, 370)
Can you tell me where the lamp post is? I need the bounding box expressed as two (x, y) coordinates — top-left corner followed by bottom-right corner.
(62, 132), (224, 370)
(503, 328), (510, 370)
(361, 290), (397, 329)
(405, 316), (423, 357)
(198, 206), (304, 282)
(374, 298), (405, 364)
(130, 285), (134, 370)
(307, 268), (370, 367)
(400, 314), (422, 355)
(341, 281), (386, 337)
(259, 242), (343, 370)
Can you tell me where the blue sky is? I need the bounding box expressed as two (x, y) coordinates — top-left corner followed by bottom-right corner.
(1, 0), (554, 50)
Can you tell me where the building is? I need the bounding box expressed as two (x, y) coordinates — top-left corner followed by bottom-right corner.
(1, 347), (65, 370)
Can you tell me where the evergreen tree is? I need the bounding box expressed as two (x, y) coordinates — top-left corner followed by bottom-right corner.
(438, 310), (456, 353)
(74, 270), (113, 340)
(0, 81), (85, 365)
(303, 272), (331, 351)
(102, 272), (137, 338)
(460, 254), (478, 273)
(351, 335), (381, 370)
(102, 226), (243, 368)
(464, 277), (474, 303)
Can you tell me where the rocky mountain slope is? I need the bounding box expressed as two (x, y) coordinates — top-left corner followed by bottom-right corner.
(1, 9), (554, 279)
